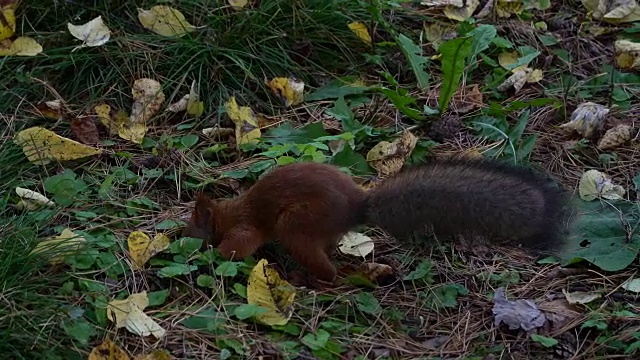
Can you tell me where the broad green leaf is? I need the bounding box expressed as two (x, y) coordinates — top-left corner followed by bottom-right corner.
(439, 36), (473, 113)
(468, 24), (497, 60)
(396, 33), (430, 90)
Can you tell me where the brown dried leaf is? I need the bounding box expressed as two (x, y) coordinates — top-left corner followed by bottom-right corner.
(366, 130), (418, 176)
(70, 117), (100, 145)
(597, 124), (635, 149)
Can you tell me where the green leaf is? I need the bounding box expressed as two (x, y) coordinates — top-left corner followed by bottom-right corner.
(468, 24), (497, 60)
(561, 200), (640, 272)
(156, 219), (185, 230)
(216, 261), (239, 277)
(439, 36), (473, 113)
(378, 88), (424, 120)
(424, 284), (469, 310)
(306, 76), (371, 101)
(530, 334), (558, 347)
(330, 146), (374, 176)
(62, 319), (97, 346)
(233, 283), (247, 298)
(181, 134), (199, 148)
(396, 33), (430, 90)
(354, 292), (381, 314)
(44, 170), (87, 207)
(234, 304), (268, 320)
(403, 259), (434, 282)
(147, 290), (169, 307)
(301, 329), (331, 351)
(157, 263), (198, 278)
(197, 274), (216, 288)
(326, 96), (357, 131)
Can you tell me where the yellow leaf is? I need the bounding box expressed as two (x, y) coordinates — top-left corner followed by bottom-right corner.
(127, 231), (171, 269)
(348, 22), (372, 46)
(424, 22), (457, 50)
(228, 0), (249, 11)
(526, 68), (543, 83)
(224, 96), (261, 147)
(366, 130), (418, 176)
(265, 77), (304, 107)
(496, 0), (524, 18)
(13, 126), (102, 165)
(443, 0), (480, 21)
(118, 121), (147, 144)
(137, 5), (197, 37)
(498, 51), (520, 69)
(31, 228), (86, 264)
(67, 16), (111, 51)
(0, 36), (43, 56)
(107, 291), (166, 339)
(133, 350), (173, 360)
(247, 259), (296, 326)
(95, 103), (113, 128)
(0, 2), (16, 41)
(186, 80), (204, 116)
(615, 39), (640, 69)
(88, 340), (131, 360)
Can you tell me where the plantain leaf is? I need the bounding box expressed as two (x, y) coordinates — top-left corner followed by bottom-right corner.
(439, 36), (473, 113)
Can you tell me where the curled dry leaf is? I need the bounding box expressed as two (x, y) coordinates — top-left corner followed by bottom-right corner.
(582, 0), (640, 24)
(597, 124), (636, 150)
(14, 126), (102, 165)
(107, 291), (165, 339)
(538, 299), (581, 332)
(562, 289), (602, 305)
(496, 0), (524, 18)
(338, 232), (374, 257)
(366, 130), (418, 176)
(247, 258), (296, 326)
(88, 340), (130, 360)
(615, 39), (640, 69)
(560, 102), (609, 139)
(128, 231), (171, 269)
(578, 169), (626, 201)
(31, 228), (86, 265)
(131, 78), (165, 124)
(15, 187), (55, 210)
(137, 5), (197, 37)
(67, 16), (111, 51)
(266, 77), (305, 108)
(70, 117), (100, 145)
(35, 100), (66, 120)
(442, 0), (480, 21)
(492, 287), (546, 331)
(224, 96), (261, 147)
(497, 68), (531, 93)
(348, 22), (372, 46)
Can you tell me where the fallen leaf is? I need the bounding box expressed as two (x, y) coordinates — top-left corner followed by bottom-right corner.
(107, 291), (165, 339)
(338, 232), (374, 257)
(70, 117), (100, 145)
(497, 68), (532, 93)
(228, 0), (249, 11)
(131, 78), (164, 124)
(562, 289), (602, 305)
(615, 39), (640, 69)
(597, 124), (635, 150)
(31, 228), (86, 264)
(265, 77), (305, 107)
(133, 349), (174, 360)
(621, 278), (640, 293)
(366, 130), (418, 176)
(128, 231), (171, 269)
(496, 0), (524, 18)
(67, 16), (111, 51)
(582, 0), (640, 24)
(35, 100), (66, 120)
(443, 0), (480, 21)
(560, 102), (609, 139)
(578, 169), (626, 201)
(247, 258), (296, 326)
(15, 187), (55, 210)
(492, 287), (546, 331)
(424, 22), (457, 51)
(0, 36), (43, 56)
(138, 5), (197, 37)
(88, 339), (130, 360)
(538, 299), (581, 332)
(187, 80), (204, 116)
(348, 22), (372, 46)
(13, 126), (102, 165)
(0, 1), (16, 41)
(224, 96), (261, 148)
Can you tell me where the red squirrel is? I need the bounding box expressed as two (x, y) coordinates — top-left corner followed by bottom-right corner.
(182, 159), (569, 282)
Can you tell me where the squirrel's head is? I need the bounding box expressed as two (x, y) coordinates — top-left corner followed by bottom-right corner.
(182, 193), (222, 247)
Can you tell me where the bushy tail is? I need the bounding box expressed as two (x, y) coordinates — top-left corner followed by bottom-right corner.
(363, 158), (571, 254)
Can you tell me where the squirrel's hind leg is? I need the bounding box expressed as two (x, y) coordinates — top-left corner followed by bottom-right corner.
(285, 239), (338, 283)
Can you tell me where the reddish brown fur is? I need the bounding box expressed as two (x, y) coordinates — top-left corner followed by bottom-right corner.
(182, 160), (570, 282)
(182, 162), (366, 282)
